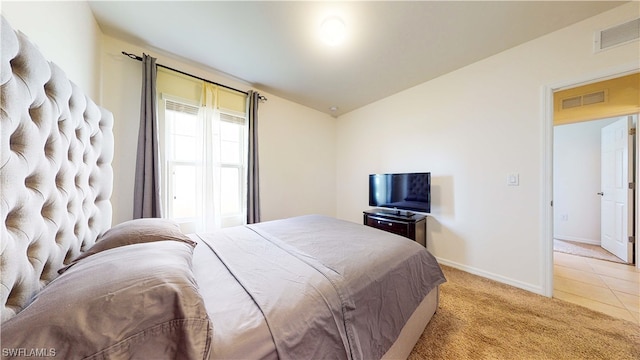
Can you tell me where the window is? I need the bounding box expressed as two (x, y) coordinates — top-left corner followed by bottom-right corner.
(161, 98), (248, 231)
(163, 100), (199, 222)
(157, 68), (248, 232)
(218, 113), (248, 223)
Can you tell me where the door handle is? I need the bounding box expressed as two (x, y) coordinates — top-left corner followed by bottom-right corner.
(597, 192), (604, 196)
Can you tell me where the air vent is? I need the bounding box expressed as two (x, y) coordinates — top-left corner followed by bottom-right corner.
(595, 18), (640, 51)
(562, 96), (582, 109)
(560, 90), (608, 110)
(582, 91), (606, 105)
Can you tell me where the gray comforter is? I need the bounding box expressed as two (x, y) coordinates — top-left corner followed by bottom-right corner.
(195, 215), (445, 360)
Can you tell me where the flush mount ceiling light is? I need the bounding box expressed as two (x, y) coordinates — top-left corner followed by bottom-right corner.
(320, 16), (346, 46)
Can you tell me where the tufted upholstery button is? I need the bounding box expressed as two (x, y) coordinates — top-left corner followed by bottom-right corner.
(54, 230), (64, 245)
(66, 149), (73, 162)
(9, 125), (26, 155)
(63, 249), (74, 264)
(55, 170), (66, 191)
(29, 102), (52, 128)
(40, 199), (60, 224)
(24, 173), (42, 192)
(5, 207), (24, 232)
(26, 240), (42, 268)
(75, 127), (83, 141)
(1, 16), (113, 321)
(44, 135), (59, 161)
(79, 239), (91, 253)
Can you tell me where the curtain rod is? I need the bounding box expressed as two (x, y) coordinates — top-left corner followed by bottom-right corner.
(122, 51), (267, 101)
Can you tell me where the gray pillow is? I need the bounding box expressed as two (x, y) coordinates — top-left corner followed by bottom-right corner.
(59, 218), (195, 274)
(2, 241), (212, 359)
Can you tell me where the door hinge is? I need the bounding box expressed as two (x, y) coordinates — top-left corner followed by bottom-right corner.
(629, 236), (635, 243)
(630, 128), (636, 136)
(630, 182), (635, 190)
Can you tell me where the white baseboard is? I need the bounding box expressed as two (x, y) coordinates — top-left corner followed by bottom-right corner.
(435, 257), (544, 296)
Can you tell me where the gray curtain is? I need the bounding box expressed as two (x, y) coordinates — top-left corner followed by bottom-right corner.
(247, 90), (261, 224)
(133, 54), (162, 218)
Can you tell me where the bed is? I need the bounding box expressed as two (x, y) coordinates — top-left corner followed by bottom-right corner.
(0, 15), (445, 359)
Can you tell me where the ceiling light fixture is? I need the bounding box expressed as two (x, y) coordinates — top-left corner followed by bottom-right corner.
(320, 16), (346, 46)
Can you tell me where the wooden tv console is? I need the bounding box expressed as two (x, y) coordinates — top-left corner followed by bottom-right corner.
(363, 209), (427, 247)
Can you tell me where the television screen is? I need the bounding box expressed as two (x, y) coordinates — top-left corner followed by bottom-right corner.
(369, 172), (430, 213)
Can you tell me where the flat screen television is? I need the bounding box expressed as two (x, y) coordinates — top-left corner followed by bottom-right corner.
(369, 172), (430, 213)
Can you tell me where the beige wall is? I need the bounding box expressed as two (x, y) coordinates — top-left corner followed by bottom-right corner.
(100, 36), (337, 225)
(335, 2), (639, 294)
(258, 95), (337, 221)
(1, 1), (102, 100)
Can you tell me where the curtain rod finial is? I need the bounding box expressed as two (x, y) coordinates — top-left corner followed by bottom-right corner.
(122, 51), (142, 61)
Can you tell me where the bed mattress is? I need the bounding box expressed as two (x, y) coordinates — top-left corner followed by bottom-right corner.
(191, 215), (445, 359)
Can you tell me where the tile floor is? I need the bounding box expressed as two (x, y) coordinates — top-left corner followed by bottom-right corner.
(553, 251), (639, 324)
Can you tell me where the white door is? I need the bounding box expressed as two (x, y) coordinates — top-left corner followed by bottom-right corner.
(600, 116), (634, 263)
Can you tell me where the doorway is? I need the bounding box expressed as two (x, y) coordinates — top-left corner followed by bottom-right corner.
(553, 116), (634, 264)
(546, 72), (639, 323)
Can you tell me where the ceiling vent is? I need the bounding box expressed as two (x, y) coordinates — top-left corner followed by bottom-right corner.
(595, 18), (640, 52)
(561, 90), (607, 110)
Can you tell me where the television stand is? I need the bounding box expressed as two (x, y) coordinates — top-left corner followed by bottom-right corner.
(363, 209), (427, 247)
(376, 208), (414, 218)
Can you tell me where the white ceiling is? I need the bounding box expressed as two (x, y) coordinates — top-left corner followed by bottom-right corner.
(89, 1), (627, 116)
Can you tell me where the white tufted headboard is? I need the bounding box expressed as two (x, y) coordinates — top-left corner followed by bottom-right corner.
(1, 16), (114, 321)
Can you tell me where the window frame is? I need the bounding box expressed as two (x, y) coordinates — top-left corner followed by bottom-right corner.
(159, 94), (249, 229)
(159, 95), (202, 224)
(217, 111), (249, 226)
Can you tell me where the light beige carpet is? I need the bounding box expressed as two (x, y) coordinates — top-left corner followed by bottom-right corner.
(553, 239), (625, 264)
(409, 266), (640, 360)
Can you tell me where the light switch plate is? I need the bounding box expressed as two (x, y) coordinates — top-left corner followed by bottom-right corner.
(507, 173), (519, 186)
